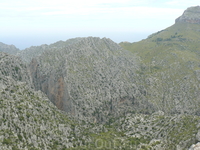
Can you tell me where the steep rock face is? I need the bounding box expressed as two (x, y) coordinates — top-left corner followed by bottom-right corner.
(29, 58), (70, 111)
(0, 42), (19, 55)
(29, 37), (151, 122)
(175, 6), (200, 24)
(0, 52), (32, 87)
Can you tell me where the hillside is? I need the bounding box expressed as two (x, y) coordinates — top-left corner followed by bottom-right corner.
(120, 6), (200, 115)
(0, 52), (32, 87)
(1, 6), (200, 150)
(0, 75), (84, 149)
(1, 51), (199, 150)
(28, 37), (153, 123)
(0, 51), (92, 149)
(1, 72), (199, 149)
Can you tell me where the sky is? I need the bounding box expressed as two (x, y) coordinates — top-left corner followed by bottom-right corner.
(0, 0), (199, 49)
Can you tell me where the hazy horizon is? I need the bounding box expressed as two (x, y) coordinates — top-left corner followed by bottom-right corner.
(0, 0), (199, 49)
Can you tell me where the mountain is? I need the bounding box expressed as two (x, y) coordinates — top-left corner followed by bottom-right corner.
(2, 6), (200, 150)
(16, 45), (49, 63)
(28, 37), (153, 123)
(0, 51), (91, 149)
(0, 52), (32, 87)
(0, 75), (85, 149)
(175, 6), (200, 24)
(0, 42), (19, 55)
(2, 52), (198, 150)
(16, 38), (90, 63)
(2, 69), (199, 150)
(120, 6), (200, 115)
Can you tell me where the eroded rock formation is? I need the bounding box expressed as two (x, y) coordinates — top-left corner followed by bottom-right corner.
(175, 6), (200, 24)
(28, 37), (151, 123)
(0, 42), (19, 55)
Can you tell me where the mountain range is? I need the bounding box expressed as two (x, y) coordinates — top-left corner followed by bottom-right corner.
(1, 6), (200, 150)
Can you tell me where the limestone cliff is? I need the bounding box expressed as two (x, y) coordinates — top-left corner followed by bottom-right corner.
(175, 6), (200, 24)
(29, 37), (152, 123)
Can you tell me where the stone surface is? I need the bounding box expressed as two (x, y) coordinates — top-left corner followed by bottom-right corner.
(1, 6), (200, 149)
(175, 6), (200, 24)
(28, 37), (151, 123)
(0, 42), (19, 55)
(0, 52), (32, 87)
(0, 75), (86, 150)
(189, 142), (200, 150)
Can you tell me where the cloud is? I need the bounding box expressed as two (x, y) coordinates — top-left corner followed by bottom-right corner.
(165, 0), (200, 7)
(0, 0), (178, 18)
(2, 0), (198, 48)
(0, 0), (196, 37)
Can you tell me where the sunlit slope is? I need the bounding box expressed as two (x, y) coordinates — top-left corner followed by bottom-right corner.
(120, 22), (200, 115)
(121, 23), (200, 66)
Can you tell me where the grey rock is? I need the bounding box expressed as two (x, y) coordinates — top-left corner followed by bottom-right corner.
(196, 130), (200, 141)
(189, 142), (200, 150)
(0, 75), (87, 149)
(28, 37), (152, 123)
(175, 6), (200, 24)
(16, 38), (86, 63)
(0, 42), (19, 55)
(0, 52), (32, 87)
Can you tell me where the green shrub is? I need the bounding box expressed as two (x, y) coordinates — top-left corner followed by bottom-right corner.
(3, 138), (12, 145)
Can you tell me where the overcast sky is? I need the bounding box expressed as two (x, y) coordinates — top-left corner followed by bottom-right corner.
(0, 0), (199, 49)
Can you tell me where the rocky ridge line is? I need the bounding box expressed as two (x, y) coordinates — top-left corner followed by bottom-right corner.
(175, 6), (200, 24)
(0, 42), (19, 55)
(29, 37), (153, 123)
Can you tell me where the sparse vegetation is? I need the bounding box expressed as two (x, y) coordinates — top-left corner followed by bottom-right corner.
(1, 6), (200, 150)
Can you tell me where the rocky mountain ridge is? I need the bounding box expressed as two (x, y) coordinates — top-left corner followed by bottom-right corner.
(0, 42), (19, 55)
(0, 58), (90, 149)
(16, 38), (90, 63)
(1, 6), (200, 149)
(176, 6), (200, 24)
(120, 6), (200, 116)
(28, 37), (153, 123)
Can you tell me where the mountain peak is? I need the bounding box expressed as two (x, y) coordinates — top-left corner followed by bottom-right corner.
(175, 6), (200, 24)
(0, 42), (19, 55)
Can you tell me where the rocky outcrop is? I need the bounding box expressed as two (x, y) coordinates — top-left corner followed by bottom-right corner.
(29, 58), (70, 111)
(29, 37), (152, 123)
(114, 112), (199, 150)
(175, 6), (200, 24)
(189, 143), (200, 150)
(0, 42), (19, 55)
